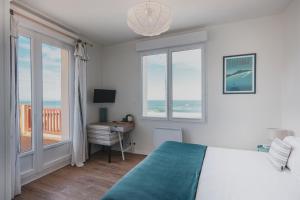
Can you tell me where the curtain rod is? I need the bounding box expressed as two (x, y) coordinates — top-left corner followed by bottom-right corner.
(10, 7), (93, 47)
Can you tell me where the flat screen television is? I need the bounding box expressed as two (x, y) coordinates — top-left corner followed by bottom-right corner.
(93, 89), (116, 103)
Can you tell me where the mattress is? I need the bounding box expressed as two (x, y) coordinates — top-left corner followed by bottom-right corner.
(196, 147), (300, 200)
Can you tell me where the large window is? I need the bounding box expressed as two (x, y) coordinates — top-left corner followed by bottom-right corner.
(18, 29), (71, 153)
(18, 35), (33, 153)
(142, 45), (205, 121)
(42, 43), (70, 146)
(142, 53), (167, 118)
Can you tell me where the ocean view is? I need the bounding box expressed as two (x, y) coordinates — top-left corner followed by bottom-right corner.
(20, 101), (61, 108)
(147, 100), (202, 118)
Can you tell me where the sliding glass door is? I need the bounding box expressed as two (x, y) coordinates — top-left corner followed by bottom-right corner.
(18, 35), (33, 153)
(17, 27), (73, 182)
(42, 43), (70, 146)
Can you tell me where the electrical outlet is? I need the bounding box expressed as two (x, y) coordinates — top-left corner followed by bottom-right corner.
(130, 142), (136, 146)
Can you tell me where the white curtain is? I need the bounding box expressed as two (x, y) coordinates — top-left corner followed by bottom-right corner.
(10, 14), (21, 197)
(71, 42), (88, 167)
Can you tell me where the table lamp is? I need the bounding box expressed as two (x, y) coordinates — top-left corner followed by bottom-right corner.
(267, 128), (293, 143)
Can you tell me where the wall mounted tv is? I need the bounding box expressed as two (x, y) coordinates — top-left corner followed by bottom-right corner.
(93, 89), (116, 103)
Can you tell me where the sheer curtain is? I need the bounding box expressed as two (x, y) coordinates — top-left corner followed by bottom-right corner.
(10, 13), (21, 197)
(71, 42), (89, 167)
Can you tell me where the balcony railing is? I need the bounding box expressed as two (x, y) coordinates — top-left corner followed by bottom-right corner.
(20, 104), (62, 135)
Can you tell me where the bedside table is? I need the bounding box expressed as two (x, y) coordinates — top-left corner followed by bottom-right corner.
(257, 144), (270, 152)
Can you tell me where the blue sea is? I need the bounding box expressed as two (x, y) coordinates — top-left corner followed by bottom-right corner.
(226, 71), (253, 91)
(20, 100), (61, 108)
(148, 100), (201, 113)
(20, 100), (201, 115)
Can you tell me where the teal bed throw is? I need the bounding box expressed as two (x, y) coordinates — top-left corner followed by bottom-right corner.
(101, 141), (207, 200)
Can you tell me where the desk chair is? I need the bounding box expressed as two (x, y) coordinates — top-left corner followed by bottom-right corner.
(87, 125), (124, 163)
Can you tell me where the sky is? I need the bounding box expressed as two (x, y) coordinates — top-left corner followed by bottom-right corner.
(144, 49), (202, 101)
(42, 43), (62, 102)
(18, 36), (62, 102)
(19, 36), (202, 102)
(225, 56), (254, 75)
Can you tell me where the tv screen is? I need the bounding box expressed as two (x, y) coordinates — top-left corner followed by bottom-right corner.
(93, 89), (116, 103)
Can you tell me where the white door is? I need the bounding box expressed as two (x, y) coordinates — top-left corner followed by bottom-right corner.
(17, 28), (73, 184)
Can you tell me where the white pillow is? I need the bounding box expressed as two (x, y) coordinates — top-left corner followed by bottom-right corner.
(283, 136), (300, 178)
(268, 138), (292, 171)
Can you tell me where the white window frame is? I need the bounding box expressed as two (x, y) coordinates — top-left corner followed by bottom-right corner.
(18, 27), (73, 156)
(141, 49), (169, 121)
(18, 28), (35, 155)
(140, 43), (206, 123)
(40, 34), (73, 148)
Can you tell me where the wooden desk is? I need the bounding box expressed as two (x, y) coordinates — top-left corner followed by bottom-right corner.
(97, 121), (134, 133)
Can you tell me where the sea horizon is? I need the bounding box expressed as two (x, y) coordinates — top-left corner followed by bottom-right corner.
(148, 99), (201, 113)
(19, 100), (61, 108)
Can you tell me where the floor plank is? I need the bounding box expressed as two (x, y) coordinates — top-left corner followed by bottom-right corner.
(15, 151), (146, 200)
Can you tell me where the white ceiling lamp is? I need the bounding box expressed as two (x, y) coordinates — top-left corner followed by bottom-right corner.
(127, 0), (172, 37)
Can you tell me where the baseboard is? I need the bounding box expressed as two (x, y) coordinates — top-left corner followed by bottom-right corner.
(43, 154), (71, 169)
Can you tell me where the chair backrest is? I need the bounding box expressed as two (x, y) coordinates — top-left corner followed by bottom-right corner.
(87, 125), (112, 138)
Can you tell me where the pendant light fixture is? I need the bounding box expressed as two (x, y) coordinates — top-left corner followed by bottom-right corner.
(127, 0), (172, 37)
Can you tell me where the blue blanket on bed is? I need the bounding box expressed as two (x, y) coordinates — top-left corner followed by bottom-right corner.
(101, 141), (207, 200)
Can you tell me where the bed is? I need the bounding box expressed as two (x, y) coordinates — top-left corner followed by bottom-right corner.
(102, 141), (300, 200)
(196, 147), (300, 200)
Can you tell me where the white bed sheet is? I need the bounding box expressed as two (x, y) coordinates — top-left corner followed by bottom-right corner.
(196, 147), (300, 200)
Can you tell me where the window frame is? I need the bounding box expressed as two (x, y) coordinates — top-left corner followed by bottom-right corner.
(18, 29), (35, 155)
(140, 49), (169, 121)
(18, 27), (73, 156)
(40, 36), (72, 148)
(140, 43), (206, 123)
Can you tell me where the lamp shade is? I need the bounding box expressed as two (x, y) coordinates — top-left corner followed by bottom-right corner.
(127, 1), (172, 36)
(267, 128), (293, 141)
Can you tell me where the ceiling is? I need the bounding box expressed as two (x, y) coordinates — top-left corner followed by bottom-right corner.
(17, 0), (292, 46)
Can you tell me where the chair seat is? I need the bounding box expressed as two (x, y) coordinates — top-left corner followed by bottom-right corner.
(87, 129), (113, 135)
(88, 137), (119, 146)
(88, 131), (119, 138)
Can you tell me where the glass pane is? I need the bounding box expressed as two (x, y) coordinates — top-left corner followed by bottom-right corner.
(172, 49), (202, 119)
(18, 36), (33, 153)
(42, 43), (69, 146)
(142, 54), (167, 118)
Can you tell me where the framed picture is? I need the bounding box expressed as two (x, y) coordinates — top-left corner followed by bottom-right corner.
(223, 53), (256, 94)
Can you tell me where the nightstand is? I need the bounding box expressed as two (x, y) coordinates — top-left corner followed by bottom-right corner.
(257, 144), (270, 152)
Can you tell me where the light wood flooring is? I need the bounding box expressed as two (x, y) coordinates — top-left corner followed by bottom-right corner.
(15, 151), (146, 200)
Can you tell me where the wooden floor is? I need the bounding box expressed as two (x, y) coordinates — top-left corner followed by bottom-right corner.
(15, 151), (146, 200)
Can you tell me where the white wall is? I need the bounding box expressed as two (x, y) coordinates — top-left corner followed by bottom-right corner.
(86, 45), (103, 124)
(281, 0), (300, 136)
(0, 0), (6, 198)
(101, 15), (284, 154)
(86, 45), (104, 153)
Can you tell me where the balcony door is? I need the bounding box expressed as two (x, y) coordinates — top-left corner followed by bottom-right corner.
(17, 28), (73, 184)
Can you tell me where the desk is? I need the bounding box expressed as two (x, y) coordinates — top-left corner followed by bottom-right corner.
(98, 121), (134, 133)
(87, 122), (134, 161)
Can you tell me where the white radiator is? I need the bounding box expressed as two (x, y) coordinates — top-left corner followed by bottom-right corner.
(153, 128), (183, 148)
